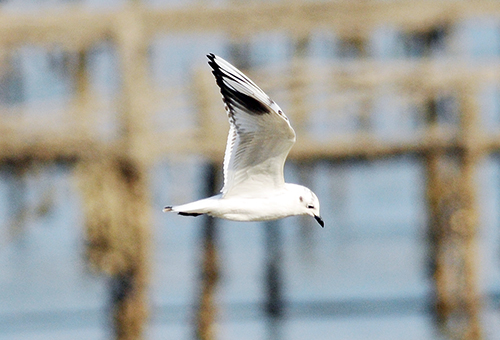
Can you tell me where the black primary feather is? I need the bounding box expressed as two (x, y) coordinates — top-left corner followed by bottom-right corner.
(207, 54), (270, 115)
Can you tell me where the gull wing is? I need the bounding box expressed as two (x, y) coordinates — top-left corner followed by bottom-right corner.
(207, 54), (296, 198)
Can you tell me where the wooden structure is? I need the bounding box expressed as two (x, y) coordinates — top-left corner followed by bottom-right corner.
(2, 1), (500, 339)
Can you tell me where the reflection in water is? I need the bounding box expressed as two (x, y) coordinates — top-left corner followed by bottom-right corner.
(266, 318), (284, 340)
(265, 220), (284, 340)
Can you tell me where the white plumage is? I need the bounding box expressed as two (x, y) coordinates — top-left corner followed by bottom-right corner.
(163, 54), (323, 227)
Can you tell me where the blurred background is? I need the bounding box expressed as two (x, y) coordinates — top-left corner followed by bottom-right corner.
(1, 1), (500, 339)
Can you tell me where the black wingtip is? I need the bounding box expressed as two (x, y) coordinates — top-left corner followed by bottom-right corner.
(206, 53), (220, 76)
(206, 54), (271, 115)
(207, 53), (216, 68)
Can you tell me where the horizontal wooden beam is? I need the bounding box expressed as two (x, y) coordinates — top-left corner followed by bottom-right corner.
(2, 1), (500, 48)
(144, 1), (500, 38)
(0, 131), (119, 163)
(4, 125), (495, 164)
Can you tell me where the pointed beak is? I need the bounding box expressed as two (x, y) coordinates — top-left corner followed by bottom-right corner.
(314, 215), (324, 228)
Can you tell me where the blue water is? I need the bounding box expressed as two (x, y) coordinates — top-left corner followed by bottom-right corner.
(1, 155), (500, 339)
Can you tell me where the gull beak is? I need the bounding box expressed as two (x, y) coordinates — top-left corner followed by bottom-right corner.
(314, 215), (324, 228)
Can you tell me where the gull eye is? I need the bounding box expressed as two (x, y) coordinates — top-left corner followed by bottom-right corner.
(299, 196), (304, 202)
(307, 204), (314, 209)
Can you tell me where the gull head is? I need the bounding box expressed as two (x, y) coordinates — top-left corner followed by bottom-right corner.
(287, 184), (324, 228)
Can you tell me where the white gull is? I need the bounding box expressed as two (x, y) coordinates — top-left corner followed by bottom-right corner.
(163, 53), (323, 227)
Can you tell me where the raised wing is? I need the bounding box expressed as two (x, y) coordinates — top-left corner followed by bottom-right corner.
(207, 53), (296, 197)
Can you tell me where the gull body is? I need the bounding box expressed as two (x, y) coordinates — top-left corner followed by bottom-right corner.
(163, 54), (324, 227)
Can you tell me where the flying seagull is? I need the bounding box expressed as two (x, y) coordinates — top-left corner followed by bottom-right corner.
(163, 53), (324, 227)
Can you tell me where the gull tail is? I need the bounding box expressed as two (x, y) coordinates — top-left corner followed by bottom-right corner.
(163, 195), (221, 217)
(163, 205), (203, 217)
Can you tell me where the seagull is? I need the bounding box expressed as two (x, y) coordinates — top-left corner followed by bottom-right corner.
(163, 53), (324, 227)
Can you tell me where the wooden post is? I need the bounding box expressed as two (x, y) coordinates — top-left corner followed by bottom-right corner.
(77, 157), (150, 340)
(264, 220), (284, 318)
(195, 163), (220, 340)
(337, 36), (371, 131)
(107, 159), (150, 340)
(454, 83), (483, 339)
(425, 84), (483, 339)
(73, 50), (92, 135)
(264, 219), (284, 340)
(82, 6), (152, 340)
(290, 36), (309, 134)
(5, 161), (28, 242)
(290, 37), (317, 245)
(192, 57), (222, 340)
(114, 5), (152, 162)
